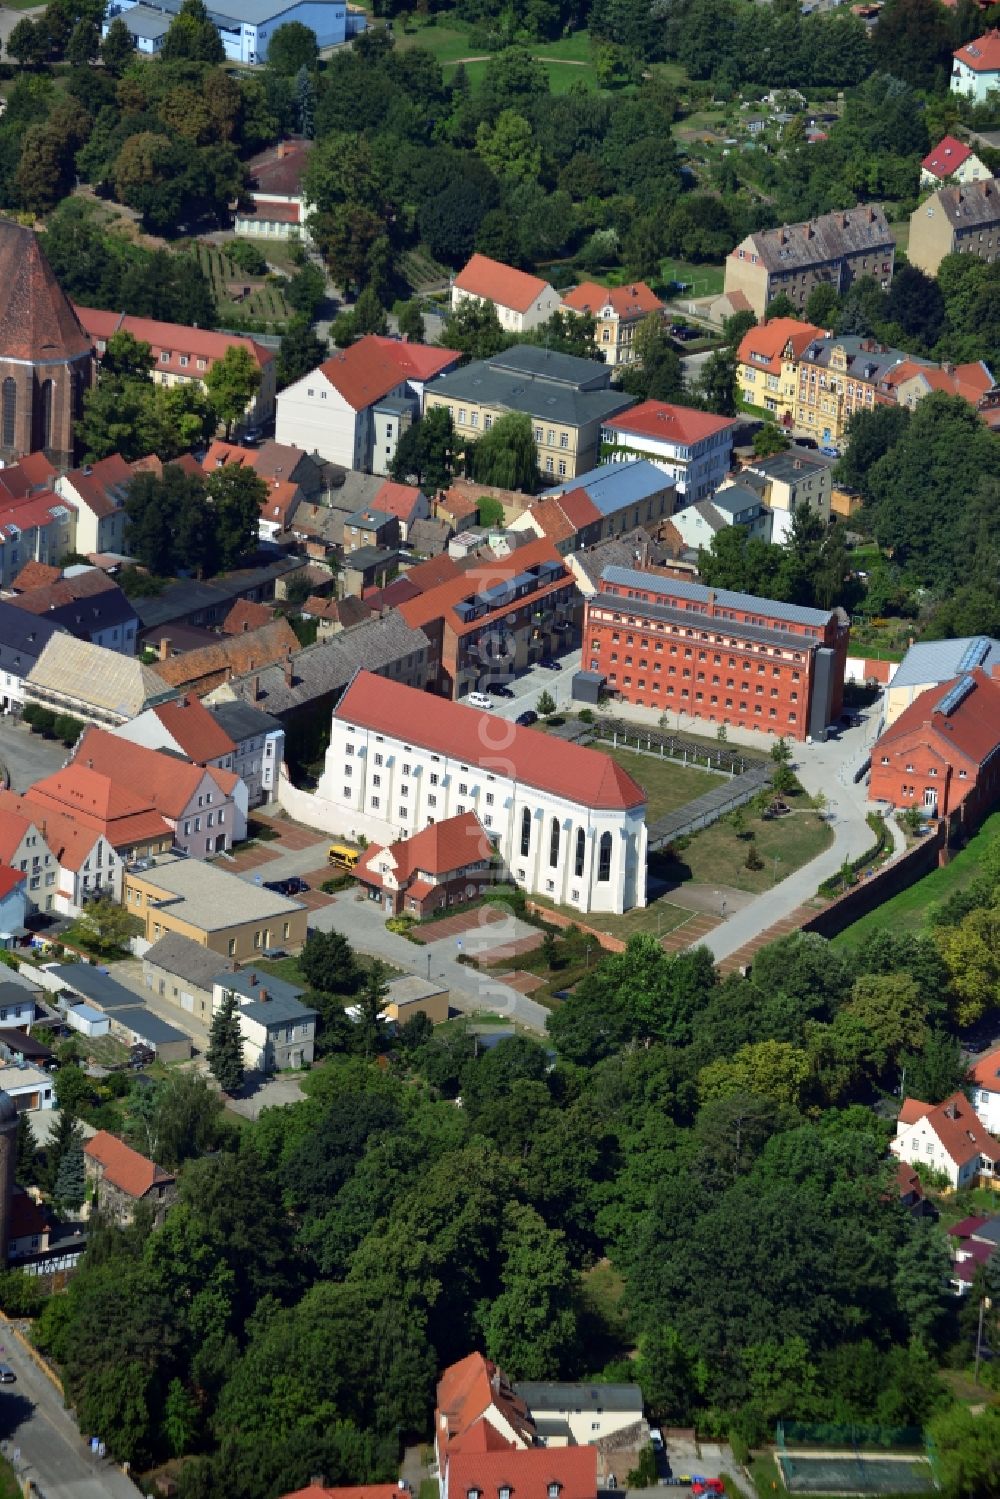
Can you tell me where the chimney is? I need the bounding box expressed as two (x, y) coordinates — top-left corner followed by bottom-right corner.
(706, 589), (716, 615)
(250, 972), (258, 986)
(159, 636), (171, 661)
(259, 988), (269, 1003)
(253, 674), (261, 701)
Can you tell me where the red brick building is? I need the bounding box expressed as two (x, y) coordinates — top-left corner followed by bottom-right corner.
(584, 564), (849, 739)
(355, 810), (496, 917)
(869, 667), (1000, 827)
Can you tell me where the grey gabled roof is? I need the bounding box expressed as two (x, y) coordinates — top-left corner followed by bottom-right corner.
(144, 931), (236, 991)
(891, 636), (1000, 689)
(742, 204), (893, 273)
(207, 698), (283, 742)
(935, 178), (1000, 230)
(517, 1382), (643, 1414)
(601, 565), (836, 627)
(218, 968), (316, 1025)
(103, 1004), (190, 1045)
(429, 348), (633, 430)
(133, 559), (299, 631)
(50, 963), (143, 1009)
(117, 0), (326, 31)
(0, 602), (65, 680)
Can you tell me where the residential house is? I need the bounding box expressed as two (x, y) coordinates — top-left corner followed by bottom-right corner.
(202, 438), (326, 499)
(54, 455), (133, 557)
(343, 546), (404, 597)
(8, 1189), (51, 1262)
(0, 803), (64, 917)
(736, 317), (828, 423)
(302, 594), (373, 640)
(672, 485), (771, 549)
(435, 1353), (535, 1473)
(789, 334), (915, 446)
(382, 974), (449, 1026)
(257, 478), (303, 541)
(451, 254), (562, 334)
(921, 135), (990, 187)
(735, 448), (834, 541)
(600, 402), (737, 500)
(424, 346), (635, 481)
(869, 667), (1000, 830)
(132, 558), (299, 642)
(0, 867), (26, 947)
(343, 507), (401, 555)
(565, 528), (688, 598)
(24, 634), (176, 727)
(10, 561), (60, 592)
(444, 1445), (597, 1499)
(896, 1161), (932, 1219)
(234, 138), (312, 241)
(75, 307), (276, 433)
(314, 670), (648, 915)
(212, 968), (316, 1072)
(891, 1091), (1000, 1189)
(909, 177), (1000, 276)
(0, 1066), (53, 1114)
(356, 811), (496, 917)
(948, 1214), (1000, 1292)
(724, 205), (895, 319)
(143, 931), (236, 1025)
(371, 480), (430, 540)
(223, 598), (275, 635)
(583, 565), (849, 740)
(885, 357), (996, 412)
(397, 536), (578, 699)
(560, 280), (664, 367)
(951, 30), (1000, 101)
(206, 698), (285, 806)
(282, 1488), (407, 1499)
(967, 1046), (1000, 1136)
(72, 725), (248, 853)
(22, 764), (174, 868)
(0, 484), (76, 592)
(83, 1130), (176, 1226)
(122, 855), (308, 959)
(0, 603), (65, 713)
(48, 963), (192, 1062)
(276, 336), (461, 473)
(8, 569), (139, 655)
(149, 617), (300, 698)
(409, 516), (452, 557)
(516, 1383), (644, 1447)
(533, 461), (677, 543)
(113, 692), (237, 768)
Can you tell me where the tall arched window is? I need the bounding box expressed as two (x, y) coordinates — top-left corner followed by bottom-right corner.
(36, 379), (53, 452)
(549, 817), (560, 868)
(520, 807), (531, 858)
(597, 831), (612, 883)
(575, 828), (585, 877)
(1, 378), (15, 450)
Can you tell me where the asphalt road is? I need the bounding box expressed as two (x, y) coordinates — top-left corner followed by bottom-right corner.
(0, 1334), (142, 1499)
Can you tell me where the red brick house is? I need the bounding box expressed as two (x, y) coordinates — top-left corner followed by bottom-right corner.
(869, 667), (1000, 828)
(356, 811), (496, 917)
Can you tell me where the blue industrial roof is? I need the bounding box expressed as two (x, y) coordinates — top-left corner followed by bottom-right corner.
(601, 565), (836, 628)
(543, 460), (670, 517)
(50, 964), (141, 1008)
(891, 636), (1000, 690)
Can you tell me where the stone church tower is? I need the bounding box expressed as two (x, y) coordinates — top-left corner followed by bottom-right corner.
(0, 224), (94, 471)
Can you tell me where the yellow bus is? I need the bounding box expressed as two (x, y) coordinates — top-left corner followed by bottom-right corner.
(328, 842), (361, 869)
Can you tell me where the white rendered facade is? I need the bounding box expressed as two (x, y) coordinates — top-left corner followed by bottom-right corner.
(601, 424), (735, 501)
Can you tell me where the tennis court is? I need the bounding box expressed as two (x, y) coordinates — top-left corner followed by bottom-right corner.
(775, 1451), (937, 1495)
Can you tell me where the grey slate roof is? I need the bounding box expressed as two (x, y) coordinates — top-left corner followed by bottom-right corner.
(133, 559), (299, 632)
(517, 1382), (643, 1413)
(601, 564), (836, 628)
(115, 0), (330, 30)
(116, 3), (173, 37)
(144, 931), (236, 991)
(50, 964), (142, 1009)
(570, 529), (658, 589)
(430, 345), (633, 429)
(544, 459), (672, 516)
(935, 177), (1000, 229)
(0, 602), (65, 681)
(891, 636), (1000, 690)
(216, 613), (430, 717)
(33, 586), (139, 644)
(207, 698), (283, 743)
(104, 1004), (190, 1046)
(220, 967), (316, 1025)
(747, 449), (835, 483)
(741, 204), (893, 273)
(796, 334), (915, 384)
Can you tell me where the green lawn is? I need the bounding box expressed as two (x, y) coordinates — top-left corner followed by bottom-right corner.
(601, 746), (724, 822)
(394, 20), (598, 89)
(833, 812), (1000, 947)
(660, 257), (726, 295)
(0, 1456), (20, 1499)
(529, 889), (693, 944)
(661, 797), (833, 895)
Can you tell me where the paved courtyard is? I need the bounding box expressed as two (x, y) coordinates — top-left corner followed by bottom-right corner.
(0, 715), (70, 792)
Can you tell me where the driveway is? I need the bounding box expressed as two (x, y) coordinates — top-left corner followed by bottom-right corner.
(0, 716), (70, 793)
(486, 650), (583, 720)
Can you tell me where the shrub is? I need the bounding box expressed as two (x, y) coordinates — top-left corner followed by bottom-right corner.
(227, 240), (268, 275)
(32, 708), (56, 738)
(578, 708), (594, 723)
(745, 838), (763, 871)
(386, 915), (417, 935)
(0, 1269), (48, 1317)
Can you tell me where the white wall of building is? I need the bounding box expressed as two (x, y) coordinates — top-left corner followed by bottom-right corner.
(451, 283), (562, 334)
(602, 430), (734, 500)
(951, 59), (999, 103)
(276, 369), (408, 471)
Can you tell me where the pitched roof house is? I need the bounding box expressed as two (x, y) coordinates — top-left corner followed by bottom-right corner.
(920, 135), (989, 187)
(83, 1130), (176, 1226)
(436, 1353), (535, 1469)
(891, 1091), (1000, 1188)
(725, 205), (894, 319)
(12, 771), (173, 867)
(54, 454), (134, 557)
(356, 811), (496, 917)
(952, 31), (1000, 100)
(150, 617), (300, 697)
(452, 254), (562, 334)
(8, 568), (139, 655)
(561, 280), (664, 367)
(24, 633), (176, 726)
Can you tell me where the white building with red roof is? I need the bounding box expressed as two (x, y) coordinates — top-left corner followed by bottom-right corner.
(310, 671), (647, 914)
(234, 139), (313, 243)
(952, 31), (1000, 101)
(601, 401), (737, 500)
(892, 1091), (1000, 1189)
(75, 307), (276, 433)
(920, 135), (989, 187)
(452, 254), (562, 334)
(561, 280), (664, 368)
(276, 335), (461, 473)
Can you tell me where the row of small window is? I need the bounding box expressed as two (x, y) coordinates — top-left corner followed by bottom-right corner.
(360, 797), (493, 830)
(182, 811), (224, 833)
(600, 639), (801, 677)
(158, 352), (208, 370)
(879, 758), (966, 779)
(596, 616), (810, 656)
(532, 427), (570, 449)
(518, 812), (612, 882)
(345, 765), (496, 804)
(607, 680), (795, 718)
(152, 924), (289, 952)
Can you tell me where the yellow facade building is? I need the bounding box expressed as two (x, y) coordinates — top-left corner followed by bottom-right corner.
(122, 856), (308, 961)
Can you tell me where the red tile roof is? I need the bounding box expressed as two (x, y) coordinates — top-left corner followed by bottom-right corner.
(151, 618), (300, 693)
(318, 335), (460, 412)
(239, 200), (302, 225)
(358, 811), (493, 889)
(259, 478), (302, 527)
(0, 865), (25, 901)
(454, 254), (551, 314)
(10, 452), (59, 490)
(949, 1215), (990, 1239)
(898, 1098), (933, 1126)
(436, 1353), (534, 1462)
(60, 454), (132, 520)
(74, 307), (274, 376)
(969, 1048), (1000, 1093)
(604, 400), (738, 446)
(736, 317), (827, 374)
(11, 561), (60, 592)
(896, 1161), (924, 1199)
(151, 694), (236, 763)
(281, 1488), (401, 1499)
(954, 30), (1000, 70)
(84, 1130), (173, 1199)
(0, 488), (74, 540)
(398, 537), (569, 636)
(447, 1446), (598, 1499)
(922, 136), (974, 178)
(245, 139), (312, 197)
(562, 280), (663, 318)
(22, 769), (170, 851)
(336, 672), (646, 811)
(899, 1091), (1000, 1168)
(223, 597), (275, 635)
(373, 480), (425, 523)
(74, 726), (238, 817)
(0, 225), (92, 363)
(9, 567), (119, 616)
(876, 667), (1000, 767)
(885, 358), (995, 405)
(9, 1188), (49, 1242)
(0, 788), (113, 871)
(0, 808), (35, 865)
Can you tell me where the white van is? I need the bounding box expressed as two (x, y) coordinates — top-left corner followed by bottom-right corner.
(466, 692), (494, 710)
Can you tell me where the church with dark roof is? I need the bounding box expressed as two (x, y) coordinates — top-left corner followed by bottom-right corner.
(0, 223), (94, 469)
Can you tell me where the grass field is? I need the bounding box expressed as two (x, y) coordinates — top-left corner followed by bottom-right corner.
(660, 258), (726, 295)
(833, 812), (1000, 947)
(660, 796), (833, 895)
(602, 746), (723, 821)
(394, 20), (599, 89)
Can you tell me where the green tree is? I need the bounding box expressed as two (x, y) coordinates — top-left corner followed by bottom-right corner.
(441, 299), (511, 361)
(15, 1110), (37, 1188)
(73, 897), (141, 956)
(894, 1220), (952, 1350)
(389, 407), (455, 494)
(752, 424), (790, 458)
(804, 282), (840, 327)
(293, 63), (316, 139)
(536, 689), (556, 718)
(698, 1040), (812, 1109)
(207, 990), (245, 1095)
(478, 1204), (579, 1379)
(770, 737), (792, 765)
(465, 411), (539, 492)
(277, 318), (327, 389)
(396, 299), (425, 342)
(99, 15), (132, 72)
(266, 20), (318, 74)
(163, 1376), (199, 1457)
(66, 17), (99, 65)
(356, 961), (390, 1060)
(299, 929), (359, 996)
(206, 463), (265, 570)
(205, 345), (262, 440)
(937, 904), (1000, 1028)
(696, 346), (738, 416)
(41, 1108), (83, 1194)
(54, 1136), (85, 1214)
(475, 110), (541, 186)
(7, 17), (48, 66)
(161, 0), (224, 62)
(351, 286), (388, 337)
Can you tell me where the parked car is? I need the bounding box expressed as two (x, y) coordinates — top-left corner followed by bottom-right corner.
(820, 444), (839, 457)
(539, 656), (560, 670)
(262, 947), (287, 960)
(284, 877), (310, 895)
(650, 1429), (664, 1452)
(516, 710), (538, 726)
(670, 324), (697, 341)
(491, 685), (515, 699)
(0, 1365), (15, 1384)
(466, 691), (494, 710)
(793, 435), (819, 449)
(264, 879), (290, 895)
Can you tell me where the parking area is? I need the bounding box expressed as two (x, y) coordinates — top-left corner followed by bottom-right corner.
(0, 716), (71, 792)
(479, 649), (583, 721)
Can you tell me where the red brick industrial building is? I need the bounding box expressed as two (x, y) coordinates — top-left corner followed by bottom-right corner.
(869, 666), (1000, 828)
(584, 565), (849, 740)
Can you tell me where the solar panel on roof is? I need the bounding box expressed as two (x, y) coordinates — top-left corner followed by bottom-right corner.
(957, 637), (991, 672)
(935, 674), (978, 718)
